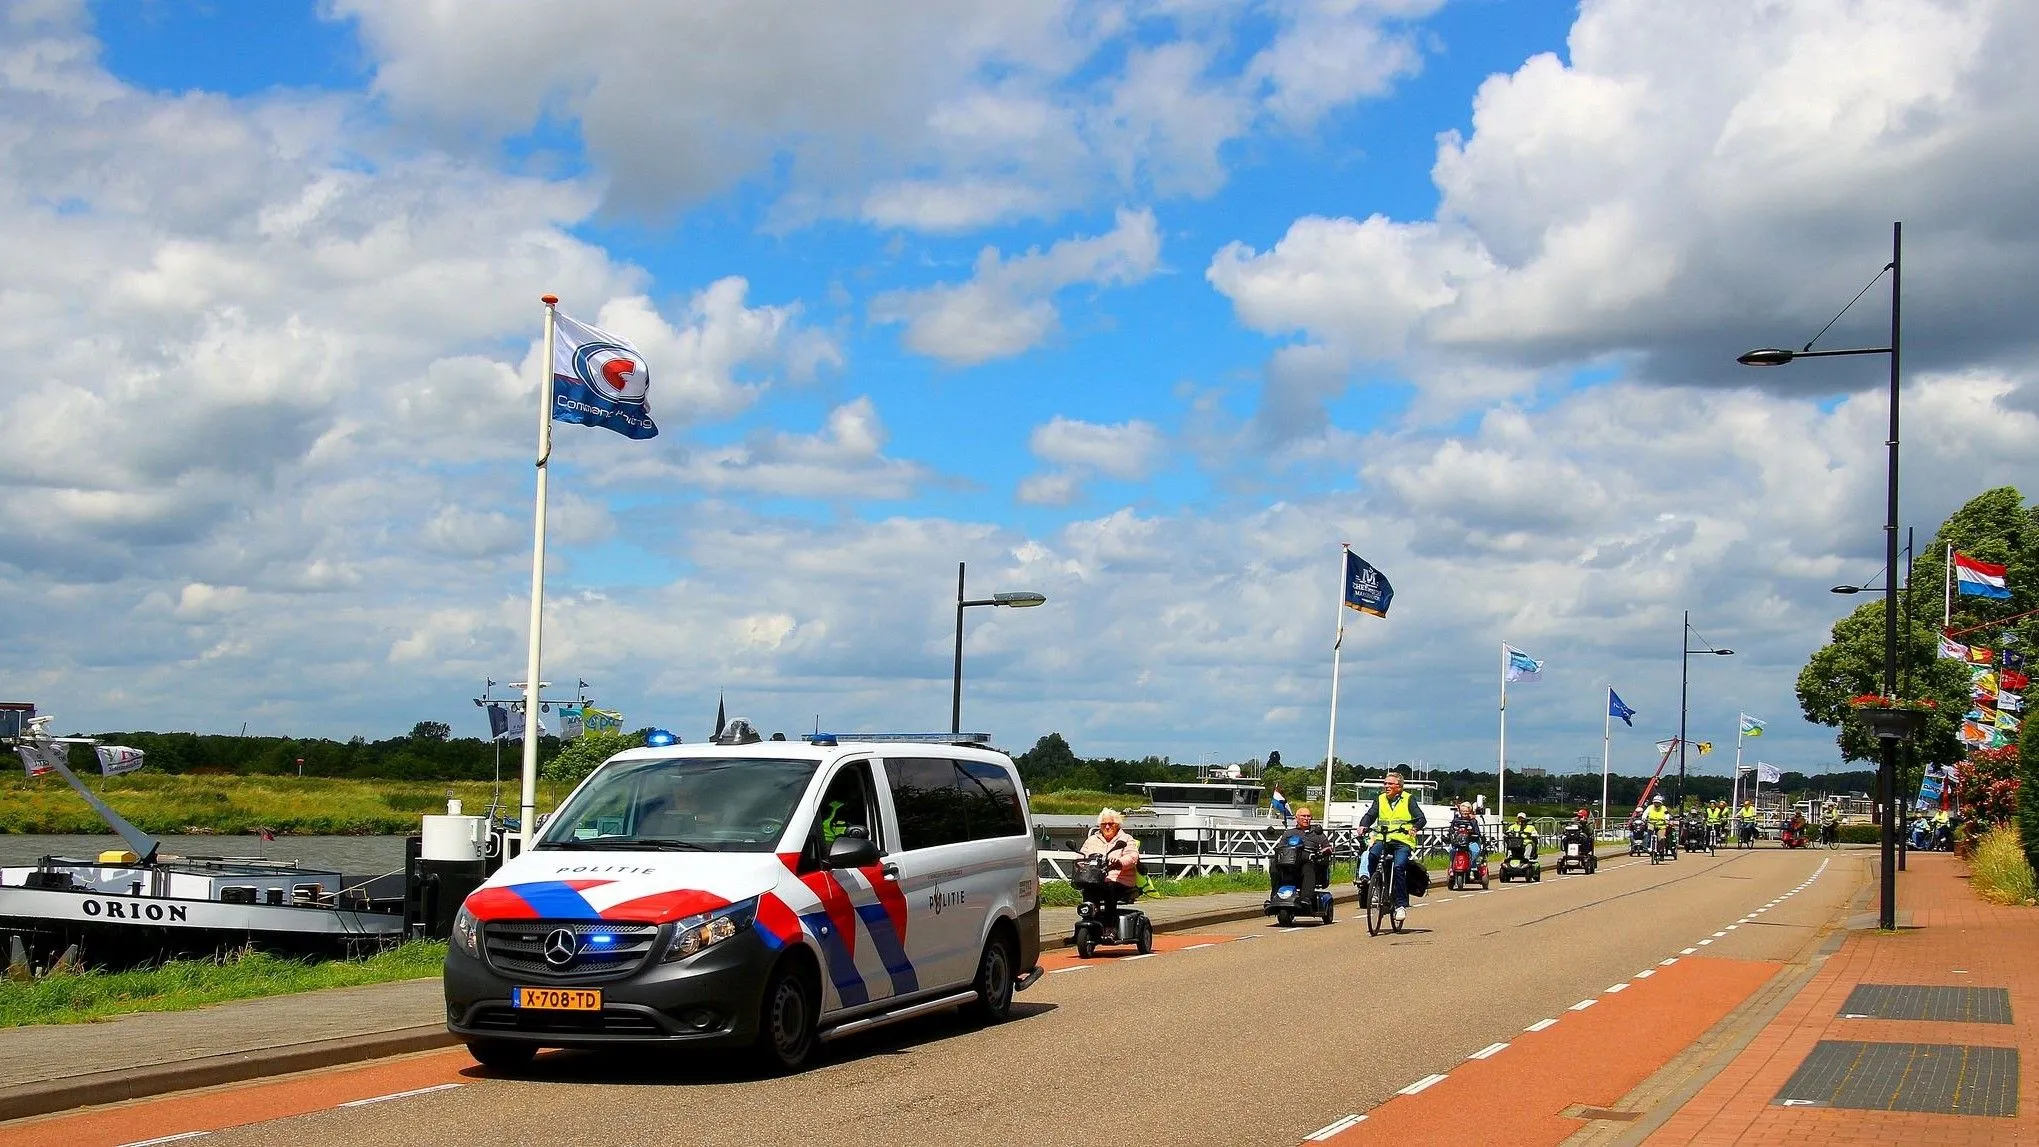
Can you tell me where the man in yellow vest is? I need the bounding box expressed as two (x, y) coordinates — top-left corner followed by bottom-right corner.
(1706, 801), (1726, 848)
(1643, 794), (1673, 855)
(1737, 798), (1758, 847)
(1357, 771), (1428, 925)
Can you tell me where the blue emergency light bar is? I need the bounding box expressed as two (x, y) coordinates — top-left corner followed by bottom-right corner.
(803, 732), (993, 747)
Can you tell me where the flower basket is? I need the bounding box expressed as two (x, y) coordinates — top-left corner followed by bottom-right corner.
(1848, 694), (1934, 742)
(1855, 707), (1925, 741)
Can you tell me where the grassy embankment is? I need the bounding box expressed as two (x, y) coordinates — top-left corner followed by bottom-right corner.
(0, 941), (447, 1028)
(1968, 824), (2039, 906)
(0, 773), (563, 835)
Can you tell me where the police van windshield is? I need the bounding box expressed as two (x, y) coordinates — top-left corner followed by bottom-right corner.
(535, 756), (818, 853)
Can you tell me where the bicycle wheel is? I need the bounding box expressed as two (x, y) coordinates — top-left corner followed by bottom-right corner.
(1366, 867), (1387, 936)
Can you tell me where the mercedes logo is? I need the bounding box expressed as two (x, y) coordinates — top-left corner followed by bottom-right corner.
(542, 928), (578, 968)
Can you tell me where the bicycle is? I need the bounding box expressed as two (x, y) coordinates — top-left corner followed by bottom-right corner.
(1361, 833), (1410, 937)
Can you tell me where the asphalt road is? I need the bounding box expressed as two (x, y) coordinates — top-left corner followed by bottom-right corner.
(97, 845), (1870, 1147)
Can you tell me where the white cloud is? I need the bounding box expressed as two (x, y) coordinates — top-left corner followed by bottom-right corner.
(333, 0), (1440, 228)
(871, 207), (1161, 365)
(1018, 415), (1167, 504)
(1208, 0), (2039, 434)
(669, 398), (932, 500)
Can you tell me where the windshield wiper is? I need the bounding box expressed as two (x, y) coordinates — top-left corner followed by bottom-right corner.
(538, 838), (712, 852)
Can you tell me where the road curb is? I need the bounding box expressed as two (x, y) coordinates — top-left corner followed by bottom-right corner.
(0, 1024), (459, 1125)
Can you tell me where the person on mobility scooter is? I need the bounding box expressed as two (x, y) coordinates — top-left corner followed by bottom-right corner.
(1264, 806), (1335, 925)
(1556, 808), (1598, 874)
(1779, 810), (1810, 849)
(1444, 802), (1490, 891)
(1072, 808), (1152, 957)
(1499, 812), (1542, 882)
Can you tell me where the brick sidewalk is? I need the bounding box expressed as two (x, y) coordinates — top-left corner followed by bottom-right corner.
(1645, 852), (2036, 1144)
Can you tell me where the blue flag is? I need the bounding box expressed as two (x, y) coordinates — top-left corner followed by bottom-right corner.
(1504, 644), (1543, 683)
(1609, 690), (1636, 727)
(551, 310), (659, 440)
(1341, 550), (1393, 618)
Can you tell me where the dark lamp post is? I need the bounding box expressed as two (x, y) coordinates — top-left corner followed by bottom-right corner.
(951, 563), (1047, 734)
(1737, 221), (1903, 931)
(1678, 613), (1734, 806)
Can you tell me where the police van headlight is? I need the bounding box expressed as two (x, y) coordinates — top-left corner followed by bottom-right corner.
(662, 898), (758, 963)
(452, 905), (481, 957)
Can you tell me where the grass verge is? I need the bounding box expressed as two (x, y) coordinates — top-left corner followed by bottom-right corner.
(0, 773), (562, 835)
(1968, 824), (2039, 906)
(0, 940), (447, 1028)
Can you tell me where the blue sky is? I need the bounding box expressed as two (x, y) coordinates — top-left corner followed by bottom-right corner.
(8, 0), (2039, 781)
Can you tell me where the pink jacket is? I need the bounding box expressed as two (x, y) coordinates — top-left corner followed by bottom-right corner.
(1080, 830), (1140, 886)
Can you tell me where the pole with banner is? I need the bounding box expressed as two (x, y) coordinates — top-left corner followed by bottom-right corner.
(515, 297), (660, 852)
(1603, 688), (1635, 832)
(1324, 546), (1393, 825)
(1499, 645), (1543, 827)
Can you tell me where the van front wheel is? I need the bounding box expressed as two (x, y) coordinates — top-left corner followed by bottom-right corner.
(465, 1038), (536, 1073)
(754, 961), (819, 1073)
(967, 932), (1016, 1024)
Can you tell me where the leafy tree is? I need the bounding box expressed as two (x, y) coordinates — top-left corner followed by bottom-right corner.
(1797, 487), (2037, 766)
(541, 731), (644, 788)
(410, 721), (451, 742)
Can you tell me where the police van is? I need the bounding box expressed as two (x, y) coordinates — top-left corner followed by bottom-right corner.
(444, 721), (1042, 1072)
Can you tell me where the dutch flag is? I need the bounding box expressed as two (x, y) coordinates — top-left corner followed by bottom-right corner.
(1955, 551), (2011, 600)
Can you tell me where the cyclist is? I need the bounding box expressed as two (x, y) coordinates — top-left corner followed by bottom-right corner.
(1820, 801), (1841, 847)
(1357, 771), (1427, 926)
(1643, 795), (1673, 854)
(1706, 801), (1726, 847)
(1736, 798), (1758, 846)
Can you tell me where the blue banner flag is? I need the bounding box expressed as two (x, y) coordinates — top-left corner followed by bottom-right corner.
(1504, 644), (1543, 683)
(551, 310), (659, 440)
(1609, 690), (1636, 727)
(1341, 550), (1393, 618)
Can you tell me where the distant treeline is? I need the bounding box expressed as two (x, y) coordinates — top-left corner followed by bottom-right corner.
(60, 723), (570, 781)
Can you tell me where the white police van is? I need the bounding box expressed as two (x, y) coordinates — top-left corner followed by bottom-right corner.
(444, 721), (1042, 1072)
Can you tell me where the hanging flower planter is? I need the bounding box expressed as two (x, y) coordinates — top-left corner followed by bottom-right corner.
(1848, 694), (1934, 742)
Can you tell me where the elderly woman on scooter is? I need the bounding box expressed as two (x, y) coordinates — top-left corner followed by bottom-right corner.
(1080, 809), (1141, 913)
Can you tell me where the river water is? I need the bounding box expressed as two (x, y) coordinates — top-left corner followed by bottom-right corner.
(0, 834), (410, 874)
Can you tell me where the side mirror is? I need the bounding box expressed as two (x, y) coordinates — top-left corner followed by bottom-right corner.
(825, 833), (881, 869)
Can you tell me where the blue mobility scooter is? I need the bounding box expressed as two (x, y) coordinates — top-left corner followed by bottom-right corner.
(1263, 833), (1334, 926)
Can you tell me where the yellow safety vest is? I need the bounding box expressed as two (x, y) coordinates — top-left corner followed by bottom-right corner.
(1738, 805), (1757, 823)
(1373, 793), (1417, 846)
(1706, 807), (1723, 825)
(1645, 806), (1669, 827)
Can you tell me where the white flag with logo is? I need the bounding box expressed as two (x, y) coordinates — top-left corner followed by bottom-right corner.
(1755, 762), (1782, 785)
(15, 743), (62, 777)
(95, 745), (146, 776)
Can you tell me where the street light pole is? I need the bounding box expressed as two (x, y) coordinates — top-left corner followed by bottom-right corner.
(1678, 614), (1733, 807)
(1739, 221), (1903, 931)
(950, 562), (1048, 735)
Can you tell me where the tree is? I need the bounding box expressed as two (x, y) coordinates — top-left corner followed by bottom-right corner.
(1265, 750), (1282, 769)
(410, 721), (451, 742)
(540, 731), (644, 788)
(1797, 487), (2036, 766)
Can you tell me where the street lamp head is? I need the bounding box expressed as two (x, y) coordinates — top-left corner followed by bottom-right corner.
(993, 591), (1047, 607)
(1713, 649), (1735, 656)
(1830, 585), (1864, 595)
(1737, 348), (1796, 367)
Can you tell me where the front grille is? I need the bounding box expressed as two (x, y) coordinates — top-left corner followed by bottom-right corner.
(468, 1004), (666, 1037)
(483, 920), (661, 982)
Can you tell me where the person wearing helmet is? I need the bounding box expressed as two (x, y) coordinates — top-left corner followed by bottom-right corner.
(1505, 810), (1537, 859)
(1643, 794), (1673, 854)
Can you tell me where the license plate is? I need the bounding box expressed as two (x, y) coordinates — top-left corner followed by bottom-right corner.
(513, 987), (601, 1011)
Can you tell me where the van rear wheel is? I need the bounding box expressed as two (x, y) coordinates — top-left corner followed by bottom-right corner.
(968, 932), (1016, 1024)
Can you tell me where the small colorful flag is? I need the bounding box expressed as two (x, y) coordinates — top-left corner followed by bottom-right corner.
(1997, 711), (2021, 734)
(15, 743), (61, 778)
(1504, 644), (1543, 683)
(582, 707), (624, 735)
(2003, 669), (2031, 692)
(1755, 762), (1781, 784)
(1940, 634), (1970, 661)
(1609, 690), (1637, 727)
(1954, 551), (2011, 600)
(1738, 713), (1765, 738)
(1696, 741), (1714, 755)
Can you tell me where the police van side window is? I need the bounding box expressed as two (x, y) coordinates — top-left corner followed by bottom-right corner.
(955, 760), (1026, 839)
(887, 757), (1026, 849)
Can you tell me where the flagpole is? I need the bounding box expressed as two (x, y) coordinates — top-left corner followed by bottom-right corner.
(1323, 545), (1348, 825)
(1497, 643), (1508, 827)
(1601, 687), (1612, 833)
(518, 295), (559, 854)
(1944, 543), (1953, 631)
